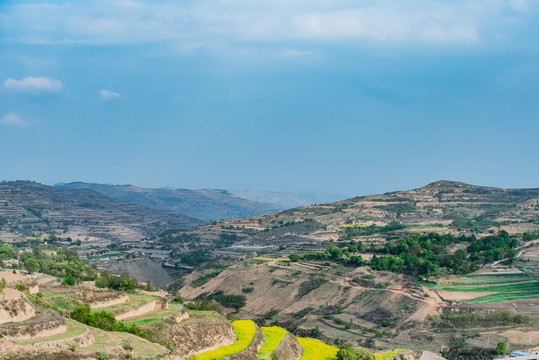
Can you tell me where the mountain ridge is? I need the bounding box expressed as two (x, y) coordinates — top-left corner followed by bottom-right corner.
(55, 182), (279, 221)
(0, 180), (203, 242)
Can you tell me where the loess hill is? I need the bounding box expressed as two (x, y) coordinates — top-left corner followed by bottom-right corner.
(0, 181), (204, 242)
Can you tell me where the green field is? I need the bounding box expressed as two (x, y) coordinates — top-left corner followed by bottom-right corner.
(416, 273), (539, 303)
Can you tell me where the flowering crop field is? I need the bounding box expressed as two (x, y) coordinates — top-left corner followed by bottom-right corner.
(191, 320), (256, 360)
(297, 337), (338, 360)
(257, 326), (287, 358)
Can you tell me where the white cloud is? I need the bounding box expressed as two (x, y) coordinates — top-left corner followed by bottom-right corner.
(3, 76), (62, 92)
(2, 0), (537, 52)
(100, 90), (122, 100)
(1, 112), (26, 127)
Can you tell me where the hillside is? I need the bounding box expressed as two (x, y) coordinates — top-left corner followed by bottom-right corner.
(56, 182), (278, 221)
(0, 268), (408, 360)
(0, 181), (203, 242)
(162, 181), (539, 357)
(154, 181), (539, 268)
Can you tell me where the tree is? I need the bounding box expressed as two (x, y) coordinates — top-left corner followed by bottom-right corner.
(496, 342), (508, 355)
(25, 257), (40, 273)
(289, 254), (301, 262)
(337, 344), (375, 360)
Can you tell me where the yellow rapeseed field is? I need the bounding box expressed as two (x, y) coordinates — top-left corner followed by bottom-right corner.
(297, 337), (338, 360)
(257, 326), (287, 358)
(190, 320), (256, 360)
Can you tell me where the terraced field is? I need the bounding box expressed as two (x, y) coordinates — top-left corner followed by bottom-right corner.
(191, 320), (257, 360)
(82, 326), (169, 357)
(17, 318), (87, 345)
(417, 273), (539, 304)
(124, 303), (183, 326)
(99, 293), (159, 311)
(40, 292), (81, 311)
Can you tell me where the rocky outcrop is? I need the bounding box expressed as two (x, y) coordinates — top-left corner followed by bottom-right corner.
(272, 332), (303, 360)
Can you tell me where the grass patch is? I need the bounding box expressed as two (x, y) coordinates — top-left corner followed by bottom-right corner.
(298, 337), (338, 360)
(191, 320), (256, 360)
(257, 326), (287, 358)
(44, 296), (80, 311)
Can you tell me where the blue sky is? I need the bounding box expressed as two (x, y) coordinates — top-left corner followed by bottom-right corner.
(1, 0), (538, 197)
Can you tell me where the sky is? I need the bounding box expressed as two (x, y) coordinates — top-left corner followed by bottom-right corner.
(1, 0), (538, 198)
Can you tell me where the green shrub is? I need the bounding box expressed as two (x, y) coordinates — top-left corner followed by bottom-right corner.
(297, 278), (327, 298)
(15, 283), (28, 292)
(211, 291), (246, 309)
(62, 275), (76, 286)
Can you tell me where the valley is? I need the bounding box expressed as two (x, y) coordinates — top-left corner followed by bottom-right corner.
(1, 180), (539, 359)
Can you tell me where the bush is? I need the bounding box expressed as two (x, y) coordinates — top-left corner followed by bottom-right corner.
(297, 278), (327, 298)
(62, 275), (76, 286)
(211, 291), (246, 310)
(95, 276), (110, 288)
(15, 283), (28, 292)
(97, 351), (109, 360)
(70, 304), (150, 339)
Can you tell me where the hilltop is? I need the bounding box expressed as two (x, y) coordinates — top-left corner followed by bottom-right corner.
(56, 182), (279, 221)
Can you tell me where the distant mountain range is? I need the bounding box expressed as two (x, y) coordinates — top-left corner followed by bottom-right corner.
(230, 189), (345, 209)
(0, 180), (203, 242)
(55, 182), (279, 221)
